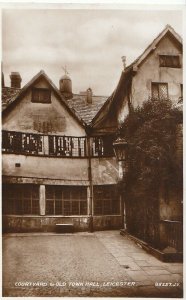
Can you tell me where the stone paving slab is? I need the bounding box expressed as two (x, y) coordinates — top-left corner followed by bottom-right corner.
(125, 270), (151, 282)
(135, 260), (151, 267)
(165, 265), (183, 273)
(142, 266), (167, 271)
(95, 230), (183, 297)
(143, 269), (171, 276)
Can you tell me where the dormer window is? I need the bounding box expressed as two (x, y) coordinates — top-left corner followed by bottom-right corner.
(159, 55), (181, 68)
(32, 88), (51, 103)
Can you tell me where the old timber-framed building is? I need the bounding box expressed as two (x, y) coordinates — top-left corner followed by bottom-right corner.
(92, 24), (183, 252)
(2, 70), (120, 232)
(2, 25), (183, 236)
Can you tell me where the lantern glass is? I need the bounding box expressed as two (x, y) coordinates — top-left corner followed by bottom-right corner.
(113, 137), (128, 161)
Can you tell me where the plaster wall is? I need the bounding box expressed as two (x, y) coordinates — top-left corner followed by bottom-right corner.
(3, 155), (119, 185)
(3, 215), (122, 232)
(131, 35), (182, 109)
(3, 78), (84, 136)
(91, 157), (119, 185)
(2, 154), (89, 182)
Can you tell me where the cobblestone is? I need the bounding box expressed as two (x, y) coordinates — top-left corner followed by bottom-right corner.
(3, 230), (183, 297)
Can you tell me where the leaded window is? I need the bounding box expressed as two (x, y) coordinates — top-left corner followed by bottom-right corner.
(46, 186), (87, 215)
(159, 55), (181, 68)
(2, 184), (39, 215)
(151, 82), (168, 100)
(32, 88), (51, 103)
(94, 185), (120, 215)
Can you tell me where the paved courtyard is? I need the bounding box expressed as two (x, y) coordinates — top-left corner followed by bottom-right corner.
(3, 230), (183, 297)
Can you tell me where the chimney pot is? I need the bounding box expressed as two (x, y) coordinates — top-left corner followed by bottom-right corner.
(10, 72), (22, 88)
(121, 56), (127, 71)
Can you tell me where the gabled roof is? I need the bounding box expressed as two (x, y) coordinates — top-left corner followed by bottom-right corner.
(92, 25), (182, 128)
(125, 24), (182, 73)
(2, 70), (86, 127)
(2, 70), (108, 127)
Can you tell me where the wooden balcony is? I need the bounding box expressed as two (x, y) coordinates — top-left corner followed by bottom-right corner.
(2, 130), (114, 158)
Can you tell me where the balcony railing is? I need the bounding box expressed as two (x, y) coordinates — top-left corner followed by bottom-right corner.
(2, 130), (114, 158)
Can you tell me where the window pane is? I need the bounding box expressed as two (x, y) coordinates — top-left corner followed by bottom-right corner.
(46, 186), (54, 199)
(159, 83), (168, 99)
(151, 83), (159, 99)
(80, 188), (87, 200)
(159, 55), (180, 68)
(32, 89), (40, 102)
(23, 199), (31, 214)
(63, 187), (71, 199)
(94, 185), (119, 215)
(8, 199), (15, 214)
(55, 200), (62, 214)
(46, 200), (54, 215)
(15, 199), (23, 214)
(72, 201), (79, 215)
(32, 88), (51, 103)
(55, 187), (62, 200)
(22, 185), (31, 199)
(94, 200), (102, 215)
(71, 188), (80, 200)
(112, 199), (120, 214)
(3, 199), (14, 215)
(32, 200), (39, 214)
(80, 201), (87, 215)
(103, 200), (111, 215)
(32, 186), (39, 200)
(64, 201), (71, 215)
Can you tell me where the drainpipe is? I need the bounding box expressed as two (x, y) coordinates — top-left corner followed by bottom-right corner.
(86, 127), (94, 232)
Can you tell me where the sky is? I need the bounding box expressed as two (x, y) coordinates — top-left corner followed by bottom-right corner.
(2, 7), (183, 96)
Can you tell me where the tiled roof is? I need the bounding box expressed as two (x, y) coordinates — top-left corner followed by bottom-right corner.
(66, 94), (108, 125)
(2, 85), (108, 125)
(2, 87), (21, 111)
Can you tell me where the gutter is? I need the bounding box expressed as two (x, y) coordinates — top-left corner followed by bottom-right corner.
(86, 126), (94, 232)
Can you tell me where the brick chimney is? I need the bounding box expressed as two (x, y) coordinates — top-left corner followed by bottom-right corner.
(86, 88), (92, 104)
(10, 72), (22, 88)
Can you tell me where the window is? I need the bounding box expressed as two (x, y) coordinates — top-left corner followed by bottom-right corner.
(32, 88), (51, 103)
(92, 136), (115, 157)
(151, 82), (168, 100)
(159, 55), (181, 68)
(2, 184), (39, 215)
(46, 186), (87, 215)
(94, 185), (120, 215)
